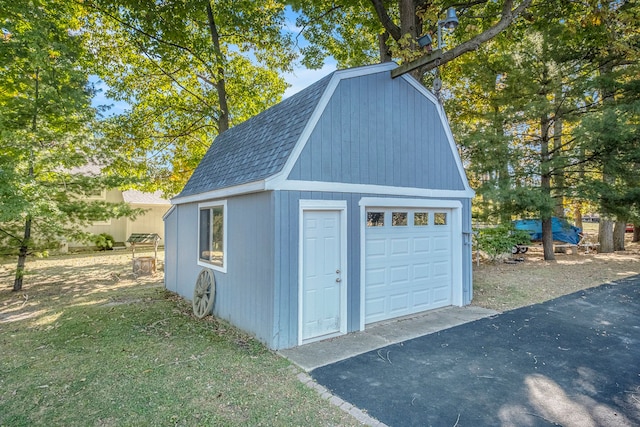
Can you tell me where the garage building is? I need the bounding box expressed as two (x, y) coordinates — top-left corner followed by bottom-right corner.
(164, 62), (475, 349)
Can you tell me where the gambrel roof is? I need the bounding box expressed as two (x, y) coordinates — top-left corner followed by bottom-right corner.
(173, 62), (473, 205)
(177, 73), (334, 199)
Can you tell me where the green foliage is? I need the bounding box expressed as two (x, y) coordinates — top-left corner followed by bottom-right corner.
(83, 0), (295, 194)
(447, 0), (640, 242)
(475, 226), (531, 261)
(93, 233), (115, 251)
(0, 0), (144, 280)
(289, 0), (381, 68)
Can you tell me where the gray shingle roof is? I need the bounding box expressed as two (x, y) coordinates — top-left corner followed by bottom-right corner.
(177, 72), (335, 199)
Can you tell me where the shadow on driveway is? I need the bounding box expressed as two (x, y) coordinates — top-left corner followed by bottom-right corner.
(311, 276), (640, 426)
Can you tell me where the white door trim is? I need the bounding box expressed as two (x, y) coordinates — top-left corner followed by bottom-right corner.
(358, 197), (464, 331)
(298, 200), (348, 345)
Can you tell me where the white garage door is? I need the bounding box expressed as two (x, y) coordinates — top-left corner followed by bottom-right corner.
(365, 208), (453, 324)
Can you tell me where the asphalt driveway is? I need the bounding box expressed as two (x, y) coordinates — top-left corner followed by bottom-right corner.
(311, 276), (640, 426)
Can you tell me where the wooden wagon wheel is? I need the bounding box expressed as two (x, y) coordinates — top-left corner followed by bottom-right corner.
(193, 269), (215, 319)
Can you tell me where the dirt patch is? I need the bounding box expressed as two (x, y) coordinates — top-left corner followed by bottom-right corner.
(472, 239), (640, 312)
(0, 250), (165, 322)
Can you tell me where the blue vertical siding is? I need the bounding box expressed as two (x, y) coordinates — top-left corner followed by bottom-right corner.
(222, 192), (275, 343)
(273, 190), (300, 349)
(288, 72), (464, 190)
(273, 191), (357, 348)
(173, 203), (200, 297)
(272, 190), (472, 349)
(166, 193), (275, 347)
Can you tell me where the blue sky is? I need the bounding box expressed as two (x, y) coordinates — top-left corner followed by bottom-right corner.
(281, 6), (337, 97)
(91, 7), (337, 116)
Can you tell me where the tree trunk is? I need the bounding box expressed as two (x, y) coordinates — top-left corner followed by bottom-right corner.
(613, 221), (625, 251)
(542, 217), (555, 261)
(206, 1), (229, 133)
(633, 225), (639, 242)
(14, 68), (38, 291)
(540, 112), (555, 260)
(378, 31), (392, 62)
(573, 202), (583, 231)
(398, 0), (421, 80)
(398, 0), (416, 46)
(390, 0), (533, 77)
(599, 219), (614, 253)
(13, 218), (31, 291)
(494, 104), (511, 224)
(553, 105), (564, 218)
(573, 146), (585, 231)
(598, 62), (615, 253)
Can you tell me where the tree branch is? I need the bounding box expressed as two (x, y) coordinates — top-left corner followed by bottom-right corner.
(370, 0), (401, 41)
(83, 1), (213, 73)
(133, 42), (213, 108)
(392, 0), (532, 77)
(294, 5), (343, 44)
(0, 227), (24, 245)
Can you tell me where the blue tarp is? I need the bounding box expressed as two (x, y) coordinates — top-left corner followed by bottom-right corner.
(513, 217), (582, 245)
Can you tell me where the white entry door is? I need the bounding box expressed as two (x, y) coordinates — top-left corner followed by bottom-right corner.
(301, 209), (344, 343)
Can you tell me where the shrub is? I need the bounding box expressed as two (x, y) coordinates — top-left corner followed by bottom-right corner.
(93, 233), (115, 251)
(474, 225), (531, 261)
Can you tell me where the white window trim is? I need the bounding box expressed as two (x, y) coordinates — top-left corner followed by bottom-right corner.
(197, 200), (227, 273)
(298, 199), (348, 345)
(91, 219), (112, 226)
(358, 197), (464, 331)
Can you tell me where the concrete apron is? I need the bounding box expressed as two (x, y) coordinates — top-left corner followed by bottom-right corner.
(279, 305), (498, 372)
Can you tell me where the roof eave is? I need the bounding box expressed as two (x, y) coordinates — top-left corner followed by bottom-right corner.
(171, 180), (267, 205)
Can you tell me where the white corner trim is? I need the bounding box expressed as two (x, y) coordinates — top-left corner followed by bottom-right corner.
(162, 205), (176, 221)
(171, 180), (266, 205)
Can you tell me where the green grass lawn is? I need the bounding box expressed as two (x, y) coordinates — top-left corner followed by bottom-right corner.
(0, 253), (361, 426)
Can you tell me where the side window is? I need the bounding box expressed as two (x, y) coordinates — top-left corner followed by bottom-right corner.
(434, 212), (447, 225)
(367, 212), (385, 227)
(198, 202), (226, 270)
